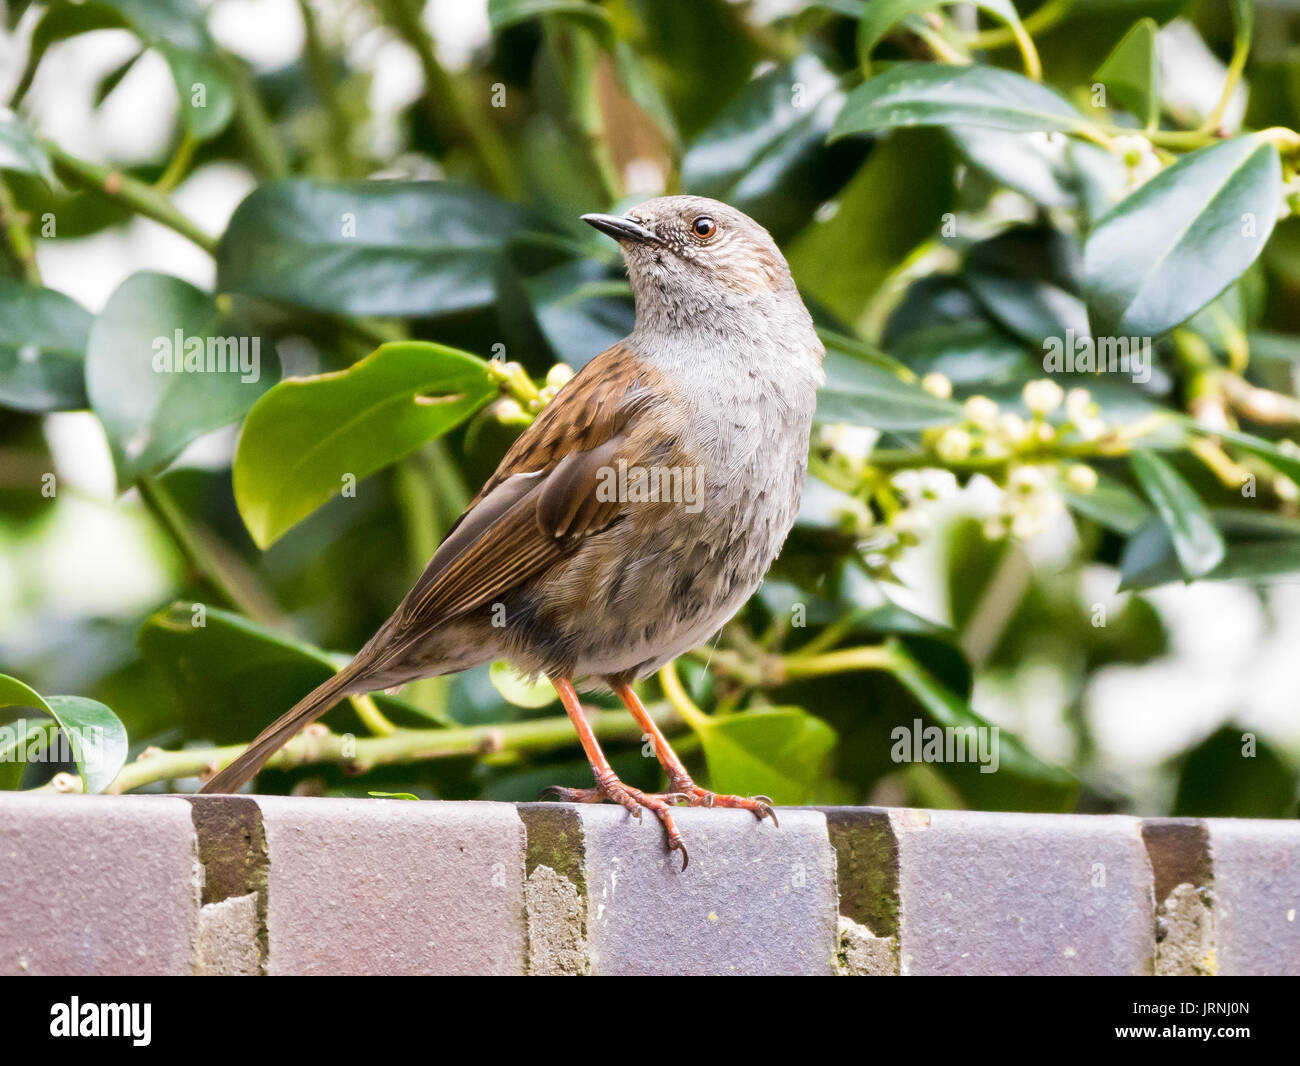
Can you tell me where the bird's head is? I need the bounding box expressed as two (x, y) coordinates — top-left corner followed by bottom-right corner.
(582, 195), (797, 321)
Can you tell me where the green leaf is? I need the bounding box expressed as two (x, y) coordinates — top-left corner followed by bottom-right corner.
(831, 63), (1090, 139)
(1129, 450), (1226, 579)
(216, 180), (539, 318)
(1173, 725), (1295, 819)
(16, 1), (233, 141)
(817, 351), (962, 429)
(692, 707), (837, 805)
(487, 0), (615, 41)
(1094, 18), (1159, 127)
(682, 55), (866, 240)
(966, 270), (1090, 347)
(1060, 472), (1153, 536)
(85, 272), (278, 484)
(520, 259), (633, 367)
(489, 661), (557, 709)
(0, 278), (93, 412)
(0, 720), (56, 791)
(857, 0), (1039, 79)
(44, 696), (129, 795)
(368, 791), (420, 800)
(233, 341), (494, 548)
(0, 109), (54, 184)
(887, 645), (1079, 811)
(1120, 510), (1300, 589)
(0, 674), (128, 794)
(788, 129), (952, 324)
(1084, 136), (1281, 338)
(137, 603), (449, 743)
(948, 128), (1125, 215)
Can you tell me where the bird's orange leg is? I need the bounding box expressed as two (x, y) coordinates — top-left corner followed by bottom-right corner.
(613, 682), (779, 827)
(540, 676), (690, 868)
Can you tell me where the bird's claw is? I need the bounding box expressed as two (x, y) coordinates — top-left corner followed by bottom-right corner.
(539, 777), (690, 869)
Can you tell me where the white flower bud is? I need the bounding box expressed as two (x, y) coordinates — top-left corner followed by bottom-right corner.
(964, 394), (999, 429)
(1065, 387), (1093, 422)
(922, 372), (953, 399)
(1065, 464), (1099, 493)
(935, 427), (973, 463)
(1023, 378), (1064, 415)
(545, 362), (574, 389)
(998, 412), (1029, 444)
(1009, 465), (1047, 494)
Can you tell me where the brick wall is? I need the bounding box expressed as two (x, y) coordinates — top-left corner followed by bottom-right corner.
(2, 794), (1296, 975)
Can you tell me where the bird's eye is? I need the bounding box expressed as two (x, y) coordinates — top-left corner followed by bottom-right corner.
(691, 216), (717, 240)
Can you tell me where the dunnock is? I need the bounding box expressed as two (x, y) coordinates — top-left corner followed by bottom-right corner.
(201, 195), (826, 867)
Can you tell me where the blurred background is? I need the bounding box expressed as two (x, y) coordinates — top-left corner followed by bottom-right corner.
(1, 0), (1299, 816)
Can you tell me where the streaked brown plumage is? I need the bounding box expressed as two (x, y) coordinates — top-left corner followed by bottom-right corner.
(201, 196), (825, 868)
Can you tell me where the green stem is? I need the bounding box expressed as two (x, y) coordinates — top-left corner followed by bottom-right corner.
(658, 659), (711, 731)
(966, 0), (1073, 49)
(44, 141), (218, 255)
(226, 55), (290, 179)
(350, 693), (398, 736)
(777, 644), (903, 680)
(43, 704), (684, 794)
(154, 132), (196, 194)
(1202, 6), (1251, 135)
(0, 177), (40, 284)
(382, 0), (523, 199)
(297, 0), (357, 176)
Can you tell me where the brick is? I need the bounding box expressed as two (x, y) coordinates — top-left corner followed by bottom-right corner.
(892, 808), (1155, 975)
(519, 803), (838, 975)
(1141, 819), (1215, 976)
(197, 893), (260, 976)
(0, 793), (200, 975)
(252, 796), (526, 975)
(1208, 819), (1300, 976)
(820, 806), (900, 973)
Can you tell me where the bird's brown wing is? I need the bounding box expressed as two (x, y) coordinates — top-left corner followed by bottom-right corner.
(360, 341), (678, 669)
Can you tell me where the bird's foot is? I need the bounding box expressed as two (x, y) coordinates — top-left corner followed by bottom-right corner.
(539, 774), (691, 869)
(669, 778), (780, 828)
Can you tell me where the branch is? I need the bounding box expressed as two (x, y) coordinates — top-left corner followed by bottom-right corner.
(35, 703), (685, 794)
(43, 141), (219, 255)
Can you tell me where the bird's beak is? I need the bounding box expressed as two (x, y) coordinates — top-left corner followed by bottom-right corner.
(581, 212), (658, 244)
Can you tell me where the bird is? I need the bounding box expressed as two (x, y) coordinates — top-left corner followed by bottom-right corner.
(200, 195), (826, 868)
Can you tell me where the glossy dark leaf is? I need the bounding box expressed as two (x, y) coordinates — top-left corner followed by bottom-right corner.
(817, 351), (962, 429)
(682, 54), (867, 239)
(1084, 136), (1281, 338)
(831, 63), (1091, 139)
(216, 180), (545, 317)
(85, 272), (279, 484)
(0, 279), (92, 412)
(1129, 450), (1225, 579)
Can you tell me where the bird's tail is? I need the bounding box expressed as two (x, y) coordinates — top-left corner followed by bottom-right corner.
(199, 664), (365, 794)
